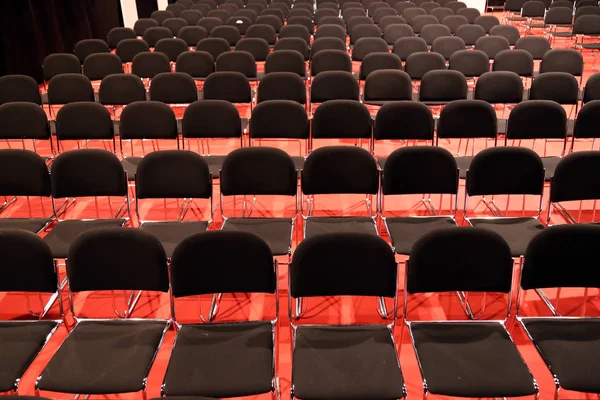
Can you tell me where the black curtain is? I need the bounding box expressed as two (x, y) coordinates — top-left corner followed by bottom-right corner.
(137, 0), (159, 18)
(0, 0), (121, 82)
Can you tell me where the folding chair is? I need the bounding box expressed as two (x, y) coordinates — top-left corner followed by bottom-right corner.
(35, 228), (170, 397)
(0, 230), (62, 393)
(163, 231), (279, 397)
(405, 228), (539, 397)
(301, 146), (379, 238)
(518, 224), (600, 397)
(289, 233), (406, 399)
(464, 147), (545, 257)
(136, 150), (212, 257)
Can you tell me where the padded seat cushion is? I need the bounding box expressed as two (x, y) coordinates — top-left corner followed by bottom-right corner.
(221, 218), (293, 256)
(305, 216), (377, 238)
(122, 157), (142, 181)
(542, 156), (561, 181)
(141, 221), (209, 257)
(44, 219), (126, 258)
(386, 216), (457, 255)
(0, 218), (50, 233)
(468, 217), (544, 257)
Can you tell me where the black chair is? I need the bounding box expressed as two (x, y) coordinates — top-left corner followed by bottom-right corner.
(455, 23), (486, 46)
(375, 6), (400, 22)
(290, 8), (314, 19)
(226, 16), (252, 35)
(311, 99), (372, 148)
(457, 6), (480, 22)
(119, 101), (179, 181)
(572, 100), (600, 151)
(47, 73), (95, 110)
(280, 24), (312, 44)
(257, 72), (307, 103)
(431, 6), (454, 21)
(99, 73), (146, 117)
(131, 52), (172, 80)
(176, 51), (215, 79)
(475, 14), (500, 33)
(162, 17), (188, 36)
(134, 18), (159, 36)
(220, 148), (297, 257)
(264, 51), (307, 78)
(420, 24), (452, 46)
(82, 53), (124, 81)
(402, 6), (427, 24)
(315, 8), (341, 24)
(449, 49), (490, 78)
(431, 36), (466, 60)
(310, 50), (353, 77)
(143, 26), (174, 48)
(442, 14), (469, 34)
(235, 38), (270, 62)
(150, 72), (199, 105)
(73, 39), (110, 64)
(136, 150), (212, 257)
(539, 48), (585, 81)
(418, 69), (468, 103)
(447, 0), (468, 11)
(235, 8), (258, 23)
(195, 37), (231, 59)
(288, 16), (315, 35)
(0, 75), (41, 105)
(475, 71), (523, 132)
(0, 229), (62, 393)
(464, 147), (545, 256)
(381, 146), (458, 254)
(202, 71), (252, 116)
(116, 38), (150, 64)
(42, 53), (82, 84)
(167, 3), (186, 16)
(256, 14), (283, 32)
(380, 16), (409, 32)
(42, 150), (130, 259)
(198, 16), (223, 34)
(392, 36), (428, 60)
(437, 99), (497, 178)
(311, 37), (348, 60)
(163, 231), (278, 397)
(207, 9), (231, 23)
(245, 24), (278, 45)
(573, 15), (600, 61)
(274, 37), (310, 60)
(411, 14), (440, 34)
(530, 72), (580, 118)
(155, 38), (189, 61)
(0, 101), (52, 155)
(515, 36), (551, 60)
(405, 228), (538, 398)
(518, 224), (600, 397)
(490, 24), (520, 46)
(493, 49), (535, 77)
(351, 37), (389, 61)
(405, 51), (447, 80)
(506, 100), (568, 181)
(35, 228), (170, 397)
(301, 146), (379, 238)
(210, 25), (241, 46)
(180, 9), (204, 25)
(289, 233), (406, 399)
(55, 102), (115, 152)
(359, 52), (404, 81)
(216, 51), (259, 79)
(349, 21), (381, 45)
(475, 35), (510, 59)
(363, 69), (411, 102)
(315, 24), (347, 42)
(182, 100), (243, 177)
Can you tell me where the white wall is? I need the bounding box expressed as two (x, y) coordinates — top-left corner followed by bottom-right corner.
(120, 0), (139, 28)
(157, 0), (169, 10)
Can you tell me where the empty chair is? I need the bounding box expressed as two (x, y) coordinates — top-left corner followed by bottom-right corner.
(405, 228), (538, 398)
(195, 37), (231, 59)
(381, 146), (458, 254)
(493, 49), (535, 77)
(290, 8), (314, 19)
(74, 39), (110, 63)
(396, 1), (418, 14)
(162, 17), (188, 36)
(476, 15), (500, 34)
(197, 16), (223, 33)
(447, 0), (468, 11)
(143, 26), (174, 47)
(210, 25), (241, 46)
(178, 25), (208, 46)
(384, 23), (415, 45)
(235, 38), (270, 61)
(315, 8), (340, 24)
(515, 35), (551, 59)
(155, 37), (189, 61)
(574, 5), (600, 20)
(99, 73), (147, 107)
(544, 7), (575, 38)
(489, 24), (520, 45)
(47, 74), (94, 106)
(55, 102), (115, 151)
(405, 51), (447, 80)
(260, 8), (285, 23)
(350, 15), (376, 31)
(442, 14), (469, 33)
(116, 38), (150, 63)
(301, 146), (379, 237)
(245, 24), (277, 45)
(530, 72), (579, 112)
(264, 51), (307, 77)
(370, 1), (393, 16)
(506, 100), (568, 180)
(216, 51), (258, 79)
(411, 14), (439, 34)
(374, 7), (400, 23)
(107, 27), (137, 49)
(134, 18), (159, 36)
(311, 49), (352, 75)
(36, 228), (169, 397)
(318, 15), (347, 28)
(180, 9), (204, 25)
(288, 16), (315, 35)
(167, 3), (186, 16)
(572, 101), (600, 151)
(235, 8), (258, 23)
(176, 51), (215, 79)
(521, 0), (547, 31)
(421, 1), (442, 13)
(0, 102), (52, 155)
(364, 69), (412, 103)
(207, 9), (231, 23)
(431, 36), (466, 60)
(135, 151), (211, 257)
(379, 15), (408, 31)
(289, 233), (406, 399)
(455, 23), (485, 45)
(279, 24), (312, 44)
(219, 2), (239, 13)
(583, 72), (600, 103)
(359, 52), (403, 80)
(310, 71), (359, 103)
(311, 100), (372, 148)
(131, 52), (171, 79)
(420, 23), (451, 45)
(551, 0), (574, 7)
(0, 75), (42, 105)
(539, 48), (584, 77)
(343, 7), (367, 24)
(351, 37), (389, 61)
(573, 15), (600, 54)
(465, 147), (545, 256)
(402, 7), (427, 24)
(226, 16), (251, 35)
(271, 2), (291, 17)
(274, 37), (310, 60)
(150, 72), (198, 104)
(42, 53), (81, 83)
(257, 72), (307, 103)
(315, 24), (347, 42)
(474, 38), (508, 62)
(457, 6), (480, 22)
(430, 6), (454, 21)
(118, 101), (179, 181)
(474, 71), (524, 106)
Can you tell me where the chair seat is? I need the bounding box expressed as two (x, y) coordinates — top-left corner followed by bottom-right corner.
(455, 155), (474, 179)
(140, 221), (209, 257)
(293, 324), (405, 400)
(468, 217), (544, 257)
(550, 31), (573, 37)
(122, 157), (142, 181)
(409, 321), (537, 398)
(305, 216), (377, 239)
(203, 155), (227, 179)
(376, 157), (386, 170)
(163, 321), (274, 398)
(0, 218), (50, 233)
(37, 319), (169, 395)
(542, 155), (561, 181)
(521, 317), (600, 394)
(0, 320), (60, 392)
(580, 43), (600, 50)
(292, 155), (305, 171)
(44, 219), (126, 258)
(221, 217), (293, 256)
(386, 216), (457, 255)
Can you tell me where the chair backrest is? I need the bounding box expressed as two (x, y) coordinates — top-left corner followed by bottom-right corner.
(74, 39), (110, 63)
(529, 72), (580, 105)
(393, 36), (428, 60)
(360, 53), (404, 80)
(171, 231), (275, 297)
(312, 100), (372, 140)
(411, 14), (440, 34)
(475, 35), (510, 59)
(375, 7), (400, 22)
(207, 9), (231, 23)
(374, 101), (434, 142)
(210, 25), (241, 45)
(407, 228), (514, 295)
(457, 7), (480, 22)
(504, 0), (527, 11)
(449, 49), (490, 78)
(474, 14), (500, 33)
(447, 0), (468, 11)
(226, 16), (252, 35)
(474, 71), (524, 104)
(311, 71), (360, 101)
(143, 26), (174, 47)
(0, 229), (57, 293)
(264, 50), (307, 77)
(384, 23), (415, 45)
(119, 101), (179, 140)
(489, 24), (520, 45)
(290, 8), (314, 19)
(437, 99), (497, 140)
(402, 6), (427, 23)
(202, 71), (252, 102)
(405, 52), (447, 80)
(522, 224), (600, 291)
(506, 100), (567, 140)
(257, 72), (307, 103)
(383, 146), (458, 195)
(466, 147), (544, 197)
(155, 37), (189, 61)
(55, 102), (114, 141)
(291, 233), (397, 300)
(82, 53), (124, 81)
(442, 14), (469, 34)
(540, 49), (584, 76)
(116, 38), (150, 63)
(256, 14), (283, 32)
(420, 23), (452, 45)
(431, 7), (454, 21)
(0, 75), (42, 105)
(550, 0), (574, 8)
(195, 37), (231, 59)
(167, 3), (186, 16)
(245, 24), (277, 44)
(279, 24), (312, 43)
(149, 72), (198, 104)
(50, 149), (127, 198)
(573, 14), (600, 34)
(573, 100), (600, 140)
(302, 146), (379, 194)
(216, 50), (257, 78)
(431, 36), (466, 60)
(176, 50), (215, 78)
(162, 17), (188, 36)
(522, 0), (546, 16)
(107, 27), (138, 50)
(515, 36), (551, 60)
(67, 228), (168, 294)
(198, 16), (223, 33)
(136, 150), (212, 199)
(288, 16), (315, 34)
(182, 100), (242, 139)
(316, 8), (341, 23)
(0, 102), (50, 141)
(455, 23), (485, 45)
(545, 6), (574, 23)
(352, 37), (389, 61)
(47, 73), (94, 104)
(311, 49), (353, 75)
(236, 37), (271, 62)
(235, 8), (258, 22)
(0, 149), (51, 197)
(550, 151), (600, 203)
(250, 100), (309, 139)
(274, 37), (310, 60)
(131, 51), (171, 79)
(419, 70), (468, 102)
(180, 9), (204, 25)
(574, 5), (600, 20)
(493, 49), (534, 77)
(134, 18), (159, 36)
(43, 53), (81, 81)
(380, 15), (408, 31)
(364, 68), (411, 100)
(315, 24), (347, 41)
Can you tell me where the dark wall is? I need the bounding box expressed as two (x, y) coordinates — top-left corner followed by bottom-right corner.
(0, 0), (121, 82)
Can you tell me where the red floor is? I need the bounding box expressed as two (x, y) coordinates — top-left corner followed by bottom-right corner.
(1, 14), (600, 400)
